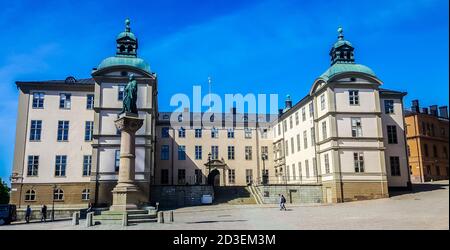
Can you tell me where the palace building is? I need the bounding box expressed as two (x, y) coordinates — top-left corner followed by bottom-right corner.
(10, 20), (411, 207)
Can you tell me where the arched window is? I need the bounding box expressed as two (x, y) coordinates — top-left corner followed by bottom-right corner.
(54, 188), (64, 201)
(82, 189), (90, 201)
(25, 189), (36, 201)
(127, 45), (134, 53)
(120, 45), (126, 52)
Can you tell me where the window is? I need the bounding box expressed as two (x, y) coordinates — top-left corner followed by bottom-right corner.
(245, 146), (253, 160)
(228, 146), (235, 160)
(246, 169), (253, 184)
(303, 131), (308, 149)
(288, 137), (293, 154)
(115, 150), (120, 171)
(443, 146), (448, 159)
(433, 145), (438, 158)
(295, 112), (299, 125)
(305, 160), (310, 178)
(118, 85), (125, 101)
(313, 157), (318, 177)
(57, 121), (70, 141)
(296, 134), (301, 152)
(194, 145), (202, 160)
(227, 128), (234, 138)
(195, 169), (203, 185)
(285, 140), (289, 156)
(384, 100), (394, 114)
(349, 90), (359, 105)
(55, 155), (67, 176)
(322, 121), (327, 140)
(298, 162), (302, 180)
(32, 92), (45, 108)
(178, 145), (186, 160)
(261, 146), (268, 159)
(302, 108), (306, 121)
(228, 169), (236, 184)
(431, 124), (435, 137)
(244, 128), (252, 139)
(30, 120), (42, 141)
(436, 165), (441, 176)
(289, 116), (293, 129)
(86, 94), (94, 109)
(83, 155), (92, 176)
(283, 120), (287, 132)
(161, 169), (169, 184)
(178, 127), (186, 138)
(311, 128), (315, 146)
(59, 93), (71, 109)
(195, 129), (202, 138)
(27, 156), (39, 176)
(424, 144), (429, 157)
(426, 165), (431, 175)
(277, 124), (281, 136)
(422, 122), (426, 135)
(390, 156), (401, 176)
(351, 118), (362, 137)
(354, 152), (364, 173)
(82, 189), (90, 201)
(178, 114), (183, 122)
(387, 125), (398, 144)
(178, 169), (186, 184)
(54, 188), (64, 201)
(211, 146), (219, 160)
(161, 145), (169, 160)
(161, 127), (170, 138)
(320, 94), (326, 110)
(261, 128), (268, 139)
(292, 164), (297, 180)
(309, 103), (314, 118)
(286, 165), (290, 181)
(85, 121), (94, 141)
(324, 154), (330, 174)
(211, 128), (219, 138)
(407, 146), (411, 157)
(25, 189), (36, 201)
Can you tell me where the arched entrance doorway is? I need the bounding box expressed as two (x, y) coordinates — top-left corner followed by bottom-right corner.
(207, 169), (221, 186)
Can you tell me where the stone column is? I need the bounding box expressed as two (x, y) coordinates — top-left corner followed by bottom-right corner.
(110, 113), (144, 211)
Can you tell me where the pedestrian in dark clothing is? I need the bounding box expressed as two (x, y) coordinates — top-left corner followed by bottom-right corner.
(41, 205), (47, 222)
(279, 194), (287, 211)
(25, 205), (32, 223)
(86, 203), (93, 213)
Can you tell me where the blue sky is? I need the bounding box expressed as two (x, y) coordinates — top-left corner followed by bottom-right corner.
(0, 0), (448, 184)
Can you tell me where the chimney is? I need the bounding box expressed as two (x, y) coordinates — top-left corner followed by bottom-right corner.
(422, 107), (429, 114)
(439, 106), (449, 119)
(430, 105), (438, 117)
(285, 95), (292, 110)
(411, 100), (420, 113)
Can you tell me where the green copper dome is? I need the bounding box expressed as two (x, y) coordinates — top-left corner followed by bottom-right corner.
(117, 31), (137, 41)
(97, 56), (151, 73)
(320, 62), (376, 80)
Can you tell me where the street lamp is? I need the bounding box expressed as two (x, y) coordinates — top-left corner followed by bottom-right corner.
(51, 184), (56, 221)
(261, 153), (268, 185)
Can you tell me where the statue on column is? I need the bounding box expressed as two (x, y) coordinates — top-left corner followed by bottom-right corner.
(121, 74), (138, 115)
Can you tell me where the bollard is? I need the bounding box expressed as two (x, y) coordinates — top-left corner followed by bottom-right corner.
(86, 212), (93, 227)
(169, 211), (174, 222)
(122, 212), (128, 227)
(72, 212), (80, 226)
(158, 211), (164, 223)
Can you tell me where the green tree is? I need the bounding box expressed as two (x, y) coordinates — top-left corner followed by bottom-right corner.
(0, 178), (10, 204)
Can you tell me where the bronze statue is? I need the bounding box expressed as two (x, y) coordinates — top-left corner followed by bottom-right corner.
(121, 74), (138, 114)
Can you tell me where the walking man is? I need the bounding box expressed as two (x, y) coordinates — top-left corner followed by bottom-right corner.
(41, 205), (47, 222)
(25, 205), (32, 223)
(279, 194), (287, 211)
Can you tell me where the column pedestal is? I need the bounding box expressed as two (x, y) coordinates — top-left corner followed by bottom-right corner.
(110, 113), (144, 212)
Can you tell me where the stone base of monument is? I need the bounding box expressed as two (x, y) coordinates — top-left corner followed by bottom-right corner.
(110, 184), (142, 212)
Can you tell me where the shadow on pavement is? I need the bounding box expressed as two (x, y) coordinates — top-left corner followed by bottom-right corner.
(186, 220), (247, 224)
(389, 182), (449, 197)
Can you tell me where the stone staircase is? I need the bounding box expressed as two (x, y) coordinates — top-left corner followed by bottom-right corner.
(93, 208), (157, 225)
(213, 186), (257, 205)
